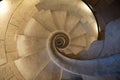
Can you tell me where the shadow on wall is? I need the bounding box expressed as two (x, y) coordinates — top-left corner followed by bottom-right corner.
(84, 0), (120, 40)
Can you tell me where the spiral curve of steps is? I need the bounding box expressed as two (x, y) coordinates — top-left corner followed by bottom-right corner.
(15, 0), (99, 80)
(0, 0), (120, 80)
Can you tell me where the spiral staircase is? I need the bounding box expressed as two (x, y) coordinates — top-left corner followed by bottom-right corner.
(14, 0), (99, 80)
(0, 0), (120, 80)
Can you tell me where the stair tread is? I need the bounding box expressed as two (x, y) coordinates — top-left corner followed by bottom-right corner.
(33, 10), (57, 32)
(15, 50), (50, 80)
(61, 48), (73, 55)
(70, 35), (87, 47)
(65, 14), (80, 33)
(52, 10), (67, 30)
(68, 46), (84, 55)
(86, 35), (97, 48)
(17, 35), (46, 57)
(24, 18), (50, 38)
(35, 61), (62, 80)
(70, 22), (86, 39)
(81, 22), (98, 37)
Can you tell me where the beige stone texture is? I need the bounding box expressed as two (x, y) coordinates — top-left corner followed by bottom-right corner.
(0, 40), (6, 65)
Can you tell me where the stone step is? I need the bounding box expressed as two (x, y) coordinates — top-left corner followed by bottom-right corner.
(24, 18), (50, 39)
(35, 61), (62, 80)
(65, 13), (80, 33)
(0, 62), (24, 80)
(17, 35), (46, 57)
(52, 10), (67, 30)
(15, 50), (50, 80)
(67, 45), (84, 55)
(70, 35), (87, 47)
(69, 22), (86, 39)
(33, 10), (57, 32)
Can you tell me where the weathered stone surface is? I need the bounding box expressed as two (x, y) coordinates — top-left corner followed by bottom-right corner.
(35, 61), (62, 80)
(69, 23), (86, 39)
(2, 0), (120, 80)
(33, 10), (57, 32)
(0, 0), (23, 40)
(17, 35), (47, 57)
(36, 0), (98, 37)
(0, 40), (7, 65)
(24, 18), (50, 38)
(6, 24), (18, 53)
(65, 14), (80, 33)
(15, 50), (50, 80)
(10, 0), (39, 34)
(0, 62), (24, 80)
(52, 11), (67, 30)
(6, 51), (19, 62)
